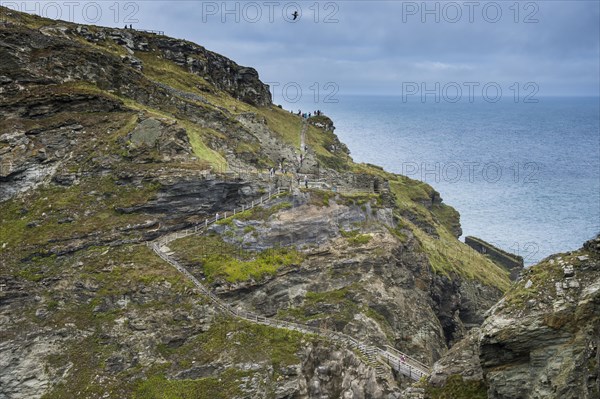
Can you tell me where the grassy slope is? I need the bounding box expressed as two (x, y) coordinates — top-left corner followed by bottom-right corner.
(170, 233), (304, 283)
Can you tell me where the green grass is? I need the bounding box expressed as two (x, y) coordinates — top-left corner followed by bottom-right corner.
(431, 203), (461, 236)
(56, 80), (226, 170)
(169, 234), (304, 283)
(279, 287), (356, 322)
(197, 318), (305, 367)
(386, 224), (409, 243)
(348, 234), (372, 246)
(256, 106), (303, 148)
(206, 247), (303, 283)
(279, 288), (359, 324)
(134, 369), (249, 399)
(304, 189), (334, 207)
(340, 229), (360, 238)
(389, 178), (437, 227)
(182, 121), (228, 168)
(277, 286), (395, 342)
(340, 229), (373, 246)
(410, 223), (510, 292)
(305, 288), (351, 303)
(134, 52), (213, 94)
(255, 106), (352, 171)
(27, 236), (309, 399)
(2, 5), (57, 28)
(422, 374), (488, 399)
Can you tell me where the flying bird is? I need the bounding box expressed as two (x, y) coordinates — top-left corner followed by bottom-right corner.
(292, 11), (299, 20)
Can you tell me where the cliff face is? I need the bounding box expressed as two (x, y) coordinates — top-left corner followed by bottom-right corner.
(0, 7), (512, 398)
(479, 235), (600, 399)
(424, 235), (600, 399)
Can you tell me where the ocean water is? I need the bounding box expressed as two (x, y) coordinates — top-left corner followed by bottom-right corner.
(288, 96), (600, 265)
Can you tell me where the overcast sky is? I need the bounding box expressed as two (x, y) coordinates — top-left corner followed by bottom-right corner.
(10, 1), (600, 99)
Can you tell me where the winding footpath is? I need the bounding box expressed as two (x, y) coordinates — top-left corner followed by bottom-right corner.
(148, 187), (430, 381)
(300, 119), (308, 154)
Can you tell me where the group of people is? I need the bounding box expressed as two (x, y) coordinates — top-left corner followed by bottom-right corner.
(294, 109), (323, 119)
(269, 158), (288, 177)
(268, 164), (309, 188)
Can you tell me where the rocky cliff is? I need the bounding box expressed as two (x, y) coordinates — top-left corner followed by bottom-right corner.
(423, 235), (600, 399)
(1, 7), (512, 398)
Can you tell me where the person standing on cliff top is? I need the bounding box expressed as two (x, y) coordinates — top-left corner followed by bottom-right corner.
(304, 175), (308, 188)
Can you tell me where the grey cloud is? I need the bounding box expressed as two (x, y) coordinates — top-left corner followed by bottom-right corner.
(23, 0), (599, 96)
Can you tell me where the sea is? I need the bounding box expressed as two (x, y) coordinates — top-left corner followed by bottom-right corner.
(283, 96), (600, 266)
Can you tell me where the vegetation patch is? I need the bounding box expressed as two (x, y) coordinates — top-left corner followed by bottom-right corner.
(134, 368), (249, 399)
(169, 233), (304, 283)
(181, 121), (228, 169)
(348, 234), (372, 246)
(0, 177), (159, 269)
(503, 257), (563, 309)
(431, 203), (461, 235)
(254, 106), (352, 171)
(386, 224), (409, 243)
(410, 223), (510, 292)
(340, 229), (372, 246)
(38, 243), (197, 398)
(422, 374), (488, 399)
(134, 51), (214, 95)
(305, 189), (334, 207)
(158, 317), (306, 371)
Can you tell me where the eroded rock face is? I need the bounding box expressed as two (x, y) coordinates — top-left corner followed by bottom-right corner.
(424, 236), (600, 399)
(119, 178), (262, 223)
(300, 343), (394, 399)
(427, 329), (483, 387)
(479, 237), (599, 399)
(0, 21), (280, 203)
